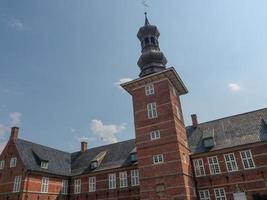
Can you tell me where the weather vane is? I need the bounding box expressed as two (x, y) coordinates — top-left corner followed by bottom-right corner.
(142, 0), (149, 13)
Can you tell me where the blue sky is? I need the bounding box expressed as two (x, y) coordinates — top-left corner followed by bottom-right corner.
(0, 0), (267, 152)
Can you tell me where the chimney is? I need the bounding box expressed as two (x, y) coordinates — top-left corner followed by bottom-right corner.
(81, 141), (88, 152)
(191, 114), (198, 128)
(10, 127), (19, 141)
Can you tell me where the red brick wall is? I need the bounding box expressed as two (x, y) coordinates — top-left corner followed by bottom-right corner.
(69, 166), (140, 200)
(131, 78), (196, 200)
(192, 142), (267, 200)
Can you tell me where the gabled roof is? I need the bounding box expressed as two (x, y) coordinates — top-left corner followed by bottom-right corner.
(71, 139), (136, 175)
(14, 138), (136, 176)
(187, 108), (267, 154)
(15, 139), (71, 176)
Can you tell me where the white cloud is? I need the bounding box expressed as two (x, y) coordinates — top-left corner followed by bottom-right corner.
(228, 83), (242, 92)
(114, 78), (132, 89)
(90, 119), (126, 144)
(9, 112), (22, 127)
(8, 18), (24, 31)
(77, 136), (96, 142)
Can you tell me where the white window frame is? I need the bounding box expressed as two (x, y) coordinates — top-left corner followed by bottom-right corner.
(108, 173), (116, 189)
(62, 180), (68, 195)
(153, 154), (164, 165)
(131, 169), (139, 186)
(145, 84), (154, 96)
(224, 153), (238, 172)
(41, 177), (49, 193)
(214, 188), (227, 200)
(0, 160), (5, 170)
(150, 130), (160, 140)
(41, 161), (48, 169)
(147, 102), (157, 119)
(208, 156), (221, 175)
(119, 171), (128, 188)
(89, 177), (96, 192)
(10, 157), (17, 168)
(13, 176), (21, 193)
(193, 159), (205, 177)
(74, 179), (81, 194)
(240, 150), (255, 169)
(199, 189), (211, 200)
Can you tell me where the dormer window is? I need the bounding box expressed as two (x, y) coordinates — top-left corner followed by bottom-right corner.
(41, 161), (48, 169)
(203, 137), (214, 148)
(90, 161), (98, 170)
(131, 153), (137, 162)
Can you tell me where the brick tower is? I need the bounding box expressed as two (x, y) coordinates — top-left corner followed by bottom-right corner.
(122, 13), (196, 200)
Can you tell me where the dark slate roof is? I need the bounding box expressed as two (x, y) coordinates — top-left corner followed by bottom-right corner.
(14, 138), (136, 176)
(187, 108), (267, 154)
(13, 108), (267, 175)
(15, 139), (71, 176)
(71, 139), (136, 176)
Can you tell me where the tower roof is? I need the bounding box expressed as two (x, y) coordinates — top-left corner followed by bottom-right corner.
(137, 13), (167, 77)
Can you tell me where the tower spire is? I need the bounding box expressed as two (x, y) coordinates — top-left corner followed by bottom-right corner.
(137, 14), (167, 77)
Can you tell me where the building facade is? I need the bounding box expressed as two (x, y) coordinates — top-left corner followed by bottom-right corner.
(1, 14), (267, 200)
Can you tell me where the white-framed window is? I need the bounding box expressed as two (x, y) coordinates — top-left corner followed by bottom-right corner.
(224, 153), (238, 172)
(62, 180), (68, 195)
(193, 159), (205, 177)
(145, 84), (154, 96)
(208, 156), (221, 175)
(41, 161), (48, 169)
(119, 171), (128, 188)
(240, 150), (255, 169)
(10, 157), (17, 168)
(175, 105), (181, 120)
(131, 169), (139, 186)
(0, 160), (5, 170)
(41, 177), (49, 193)
(150, 130), (160, 140)
(147, 102), (157, 119)
(89, 177), (96, 192)
(74, 179), (81, 194)
(108, 173), (116, 189)
(214, 188), (227, 200)
(13, 176), (21, 192)
(153, 154), (164, 164)
(199, 189), (211, 200)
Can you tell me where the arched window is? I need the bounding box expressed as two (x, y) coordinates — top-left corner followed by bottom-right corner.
(145, 37), (149, 44)
(150, 37), (155, 44)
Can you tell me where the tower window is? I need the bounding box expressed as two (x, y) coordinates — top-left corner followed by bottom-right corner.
(144, 37), (149, 44)
(153, 154), (164, 164)
(147, 102), (157, 119)
(145, 84), (154, 95)
(150, 37), (155, 44)
(150, 130), (160, 140)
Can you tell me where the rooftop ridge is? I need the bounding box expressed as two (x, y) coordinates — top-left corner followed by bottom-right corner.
(186, 107), (267, 128)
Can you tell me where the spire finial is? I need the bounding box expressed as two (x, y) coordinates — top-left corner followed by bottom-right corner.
(144, 12), (150, 26)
